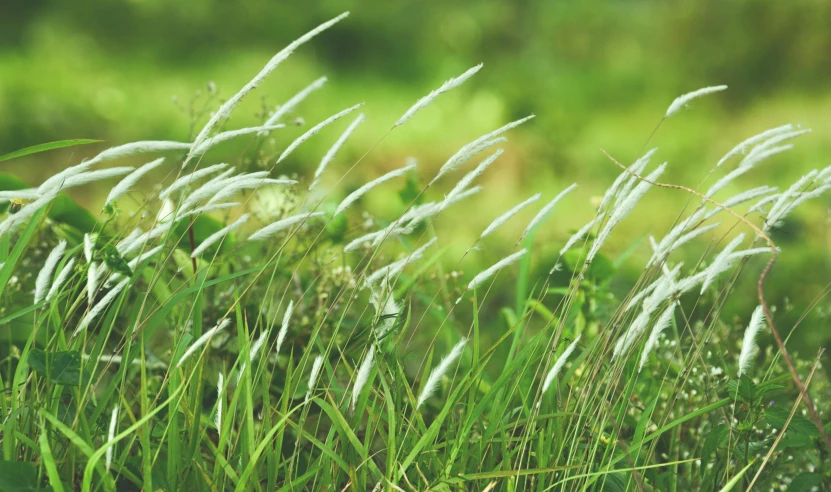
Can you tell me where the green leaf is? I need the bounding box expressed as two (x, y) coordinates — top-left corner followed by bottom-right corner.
(563, 249), (616, 284)
(779, 433), (813, 449)
(719, 460), (755, 491)
(0, 139), (103, 163)
(728, 375), (756, 402)
(47, 194), (99, 233)
(0, 460), (48, 491)
(702, 423), (730, 459)
(756, 384), (785, 398)
(788, 472), (823, 492)
(764, 406), (819, 437)
(103, 245), (133, 277)
(397, 175), (423, 206)
(0, 461), (36, 490)
(28, 349), (90, 386)
(600, 472), (627, 492)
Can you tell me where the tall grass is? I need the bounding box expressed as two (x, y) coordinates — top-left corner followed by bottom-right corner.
(1, 13), (830, 491)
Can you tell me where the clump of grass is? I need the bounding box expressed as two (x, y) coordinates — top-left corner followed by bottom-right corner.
(1, 12), (830, 491)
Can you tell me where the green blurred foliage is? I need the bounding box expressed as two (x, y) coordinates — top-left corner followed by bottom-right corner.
(1, 0), (830, 352)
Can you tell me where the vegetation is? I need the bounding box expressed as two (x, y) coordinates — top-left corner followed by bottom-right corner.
(1, 12), (830, 492)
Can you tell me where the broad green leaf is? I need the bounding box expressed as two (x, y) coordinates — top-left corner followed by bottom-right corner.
(103, 245), (133, 277)
(563, 248), (616, 284)
(702, 423), (730, 459)
(28, 349), (90, 386)
(765, 406), (819, 438)
(788, 472), (823, 491)
(48, 194), (99, 232)
(0, 460), (47, 491)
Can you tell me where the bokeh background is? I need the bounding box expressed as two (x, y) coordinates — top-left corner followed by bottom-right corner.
(1, 1), (830, 353)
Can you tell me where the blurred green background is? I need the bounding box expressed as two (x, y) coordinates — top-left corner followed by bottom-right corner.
(1, 0), (830, 351)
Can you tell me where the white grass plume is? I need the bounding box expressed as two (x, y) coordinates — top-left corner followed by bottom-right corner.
(176, 318), (232, 368)
(365, 237), (438, 285)
(105, 158), (166, 206)
(180, 202), (241, 219)
(600, 149), (657, 214)
(335, 161), (416, 216)
(83, 141), (191, 168)
(38, 141), (185, 194)
(589, 163), (665, 263)
(264, 76), (328, 128)
(369, 278), (401, 338)
(35, 240), (67, 304)
(343, 224), (416, 253)
(638, 302), (677, 372)
(651, 222), (721, 265)
(0, 189), (57, 237)
(703, 185), (778, 220)
(700, 233), (745, 294)
(559, 217), (598, 256)
(716, 124), (793, 167)
(87, 262), (99, 304)
(540, 335), (581, 396)
(665, 85), (727, 118)
(250, 331), (269, 361)
(277, 103), (364, 164)
(237, 329), (270, 382)
(160, 163), (228, 200)
(738, 305), (765, 377)
(739, 129), (811, 169)
(205, 177), (296, 206)
(59, 167), (135, 191)
(394, 64), (482, 127)
(614, 308), (653, 358)
(310, 113), (365, 190)
(480, 193), (541, 239)
(705, 159), (763, 199)
(192, 125), (284, 156)
(157, 198), (176, 223)
(105, 405), (119, 471)
(118, 222), (172, 257)
(417, 338), (467, 409)
(765, 170), (821, 229)
(248, 211), (325, 242)
(74, 278), (130, 336)
(83, 234), (94, 263)
(467, 249), (526, 291)
(274, 300), (294, 356)
(191, 213), (250, 258)
(182, 172), (293, 210)
(188, 13), (349, 164)
(305, 355), (324, 403)
(216, 372), (224, 434)
(46, 258), (76, 302)
(351, 345), (375, 411)
(0, 189), (39, 200)
(401, 185), (482, 227)
(440, 149), (502, 210)
(434, 116), (533, 182)
(521, 183), (577, 241)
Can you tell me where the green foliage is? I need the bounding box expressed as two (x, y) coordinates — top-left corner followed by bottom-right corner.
(0, 139), (102, 163)
(2, 13), (831, 490)
(27, 349), (91, 386)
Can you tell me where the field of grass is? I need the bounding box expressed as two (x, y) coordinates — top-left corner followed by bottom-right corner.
(1, 12), (831, 492)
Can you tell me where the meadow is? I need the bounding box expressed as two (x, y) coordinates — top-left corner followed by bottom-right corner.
(1, 10), (831, 492)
